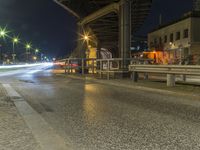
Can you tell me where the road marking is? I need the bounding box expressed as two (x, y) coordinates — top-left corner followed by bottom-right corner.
(2, 84), (70, 150)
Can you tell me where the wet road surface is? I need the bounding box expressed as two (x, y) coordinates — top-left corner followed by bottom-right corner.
(1, 64), (200, 150)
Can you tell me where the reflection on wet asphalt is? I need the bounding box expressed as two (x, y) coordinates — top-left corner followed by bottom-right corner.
(1, 66), (200, 150)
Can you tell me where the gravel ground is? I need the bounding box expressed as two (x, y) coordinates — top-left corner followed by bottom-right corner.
(0, 84), (41, 150)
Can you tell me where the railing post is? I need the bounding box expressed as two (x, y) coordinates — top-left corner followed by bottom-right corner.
(92, 59), (95, 74)
(167, 74), (175, 87)
(144, 73), (148, 80)
(70, 59), (72, 73)
(100, 60), (102, 78)
(107, 60), (110, 80)
(181, 75), (186, 82)
(131, 71), (138, 82)
(82, 58), (85, 75)
(67, 59), (70, 74)
(64, 59), (67, 74)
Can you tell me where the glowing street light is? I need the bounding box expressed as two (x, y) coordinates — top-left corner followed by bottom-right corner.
(0, 31), (5, 37)
(12, 37), (19, 63)
(33, 56), (37, 61)
(35, 49), (39, 53)
(26, 44), (31, 49)
(13, 37), (19, 43)
(25, 43), (31, 62)
(84, 35), (89, 41)
(0, 27), (8, 39)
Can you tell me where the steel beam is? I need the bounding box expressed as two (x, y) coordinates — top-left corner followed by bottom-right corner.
(79, 3), (119, 25)
(54, 0), (80, 19)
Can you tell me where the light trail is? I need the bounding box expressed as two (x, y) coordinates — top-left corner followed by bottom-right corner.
(0, 63), (53, 69)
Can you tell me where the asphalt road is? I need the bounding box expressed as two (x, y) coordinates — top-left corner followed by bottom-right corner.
(1, 64), (200, 150)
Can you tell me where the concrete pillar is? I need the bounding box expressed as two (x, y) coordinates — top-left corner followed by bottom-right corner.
(131, 72), (138, 82)
(119, 0), (131, 68)
(167, 74), (175, 87)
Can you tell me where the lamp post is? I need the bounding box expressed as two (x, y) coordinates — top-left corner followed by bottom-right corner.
(0, 28), (7, 64)
(25, 44), (31, 63)
(12, 37), (19, 63)
(35, 49), (39, 55)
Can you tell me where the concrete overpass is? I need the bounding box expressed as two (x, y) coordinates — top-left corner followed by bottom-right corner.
(54, 0), (152, 64)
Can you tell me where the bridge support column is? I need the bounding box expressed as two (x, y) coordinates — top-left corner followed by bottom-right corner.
(119, 0), (131, 69)
(167, 74), (175, 87)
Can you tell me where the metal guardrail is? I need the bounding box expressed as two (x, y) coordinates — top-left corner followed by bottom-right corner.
(129, 64), (200, 86)
(96, 58), (153, 79)
(55, 58), (200, 86)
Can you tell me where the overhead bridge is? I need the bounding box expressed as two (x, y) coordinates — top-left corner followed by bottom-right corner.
(54, 0), (152, 68)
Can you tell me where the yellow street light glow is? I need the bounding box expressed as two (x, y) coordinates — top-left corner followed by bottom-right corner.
(13, 37), (19, 43)
(84, 35), (89, 40)
(33, 56), (37, 60)
(80, 30), (91, 42)
(26, 44), (31, 49)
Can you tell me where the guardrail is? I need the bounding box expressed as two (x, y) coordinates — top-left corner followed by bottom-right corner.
(129, 64), (200, 86)
(96, 58), (153, 79)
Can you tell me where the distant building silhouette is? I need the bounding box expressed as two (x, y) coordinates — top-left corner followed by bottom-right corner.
(194, 0), (200, 11)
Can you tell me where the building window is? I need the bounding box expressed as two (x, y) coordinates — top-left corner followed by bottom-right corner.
(176, 31), (180, 40)
(170, 33), (174, 42)
(164, 35), (167, 43)
(154, 38), (157, 45)
(159, 37), (162, 44)
(183, 29), (189, 38)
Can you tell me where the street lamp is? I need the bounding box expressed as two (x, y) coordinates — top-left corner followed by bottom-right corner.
(0, 31), (5, 37)
(33, 56), (37, 61)
(0, 27), (8, 39)
(35, 49), (39, 53)
(25, 43), (31, 62)
(12, 37), (19, 63)
(84, 35), (89, 41)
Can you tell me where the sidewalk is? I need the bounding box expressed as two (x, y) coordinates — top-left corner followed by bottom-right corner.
(0, 84), (40, 150)
(62, 74), (200, 99)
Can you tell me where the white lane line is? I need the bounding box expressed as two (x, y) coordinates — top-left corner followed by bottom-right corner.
(2, 84), (70, 150)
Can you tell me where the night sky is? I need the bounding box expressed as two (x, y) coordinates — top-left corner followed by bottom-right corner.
(0, 0), (193, 58)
